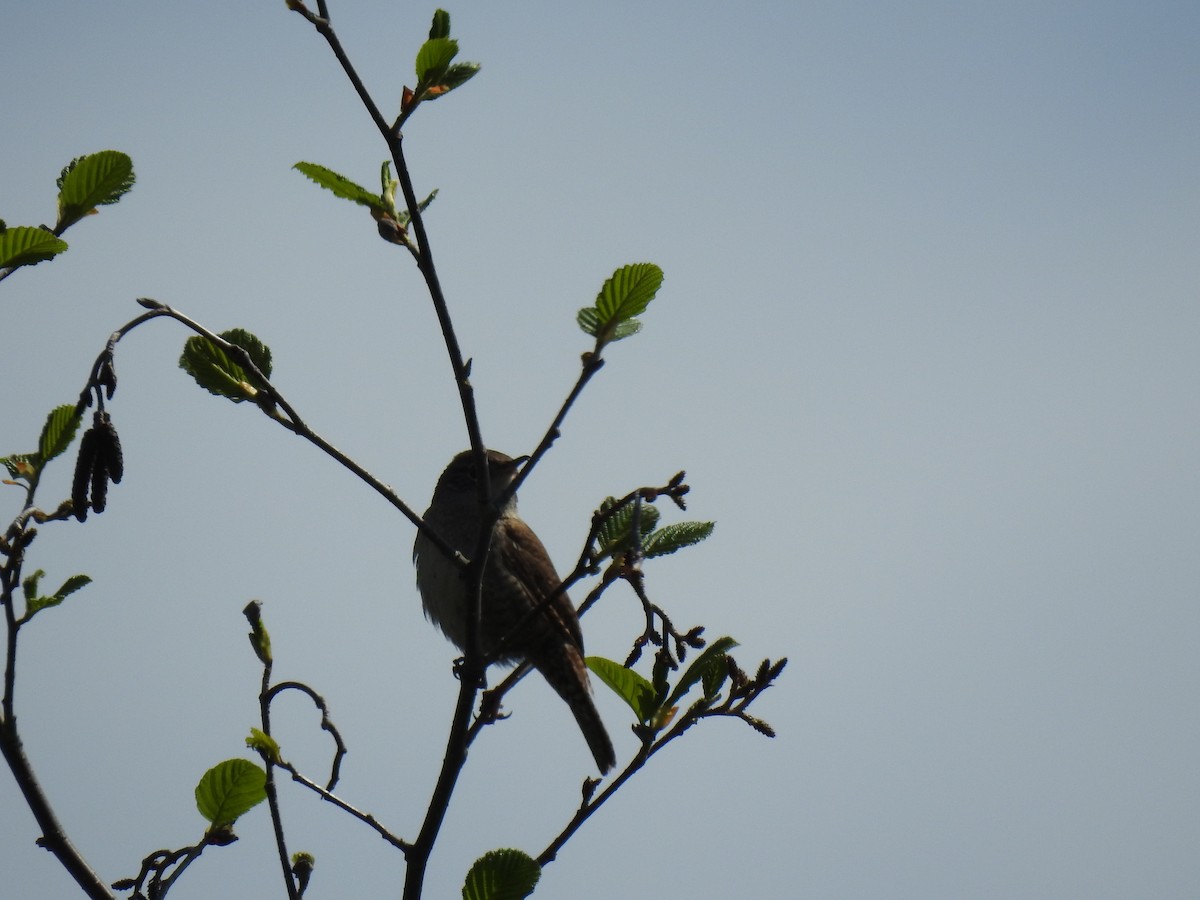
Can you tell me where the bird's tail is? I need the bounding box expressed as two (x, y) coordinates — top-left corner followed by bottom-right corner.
(541, 648), (616, 774)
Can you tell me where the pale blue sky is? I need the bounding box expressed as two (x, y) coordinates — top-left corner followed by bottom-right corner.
(3, 2), (1198, 898)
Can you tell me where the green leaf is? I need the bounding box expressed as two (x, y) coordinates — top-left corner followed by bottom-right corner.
(611, 320), (643, 340)
(56, 151), (135, 232)
(294, 162), (387, 214)
(587, 656), (659, 722)
(439, 62), (481, 92)
(575, 309), (641, 341)
(180, 329), (273, 403)
(415, 37), (458, 83)
(575, 308), (600, 336)
(222, 328), (271, 377)
(54, 574), (92, 601)
(247, 611), (272, 665)
(413, 13), (478, 100)
(38, 404), (83, 465)
(595, 497), (630, 555)
(0, 226), (68, 268)
(462, 849), (540, 900)
(596, 262), (663, 322)
(429, 8), (451, 39)
(21, 569), (44, 605)
(701, 654), (730, 699)
(246, 728), (281, 763)
(380, 161), (398, 211)
(195, 759), (267, 826)
(22, 573), (92, 619)
(642, 521), (715, 558)
(663, 636), (738, 712)
(576, 263), (660, 346)
(595, 497), (661, 559)
(396, 188), (439, 227)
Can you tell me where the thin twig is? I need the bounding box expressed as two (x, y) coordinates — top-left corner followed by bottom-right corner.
(1, 440), (114, 898)
(0, 719), (115, 898)
(257, 646), (300, 900)
(282, 762), (410, 851)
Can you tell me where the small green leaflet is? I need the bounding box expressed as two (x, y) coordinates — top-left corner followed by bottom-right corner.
(462, 848), (540, 900)
(663, 636), (738, 711)
(179, 328), (273, 403)
(595, 498), (660, 558)
(38, 404), (83, 465)
(246, 728), (281, 763)
(20, 569), (92, 621)
(415, 36), (458, 82)
(194, 759), (267, 827)
(293, 162), (388, 214)
(596, 262), (663, 322)
(577, 262), (663, 348)
(55, 151), (135, 232)
(411, 10), (479, 102)
(594, 497), (713, 561)
(587, 656), (660, 723)
(0, 226), (68, 268)
(642, 520), (715, 558)
(429, 8), (451, 39)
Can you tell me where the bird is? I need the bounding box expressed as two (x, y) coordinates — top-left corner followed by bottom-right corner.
(413, 449), (616, 774)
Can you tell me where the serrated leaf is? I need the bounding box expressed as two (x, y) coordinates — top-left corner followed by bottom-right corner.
(222, 328), (271, 378)
(0, 226), (68, 268)
(577, 263), (660, 346)
(587, 656), (659, 722)
(195, 759), (267, 826)
(415, 37), (458, 83)
(22, 573), (90, 619)
(663, 636), (738, 712)
(179, 336), (250, 400)
(38, 404), (83, 465)
(437, 62), (480, 93)
(595, 498), (626, 552)
(180, 329), (272, 403)
(429, 8), (451, 39)
(462, 848), (540, 900)
(643, 521), (715, 558)
(56, 151), (135, 231)
(576, 307), (601, 337)
(54, 574), (92, 600)
(595, 498), (661, 559)
(294, 162), (387, 214)
(596, 262), (662, 323)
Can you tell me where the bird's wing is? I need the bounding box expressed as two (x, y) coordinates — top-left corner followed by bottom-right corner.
(495, 517), (586, 652)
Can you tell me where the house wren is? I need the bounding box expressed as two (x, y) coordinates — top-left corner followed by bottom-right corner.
(413, 449), (616, 774)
